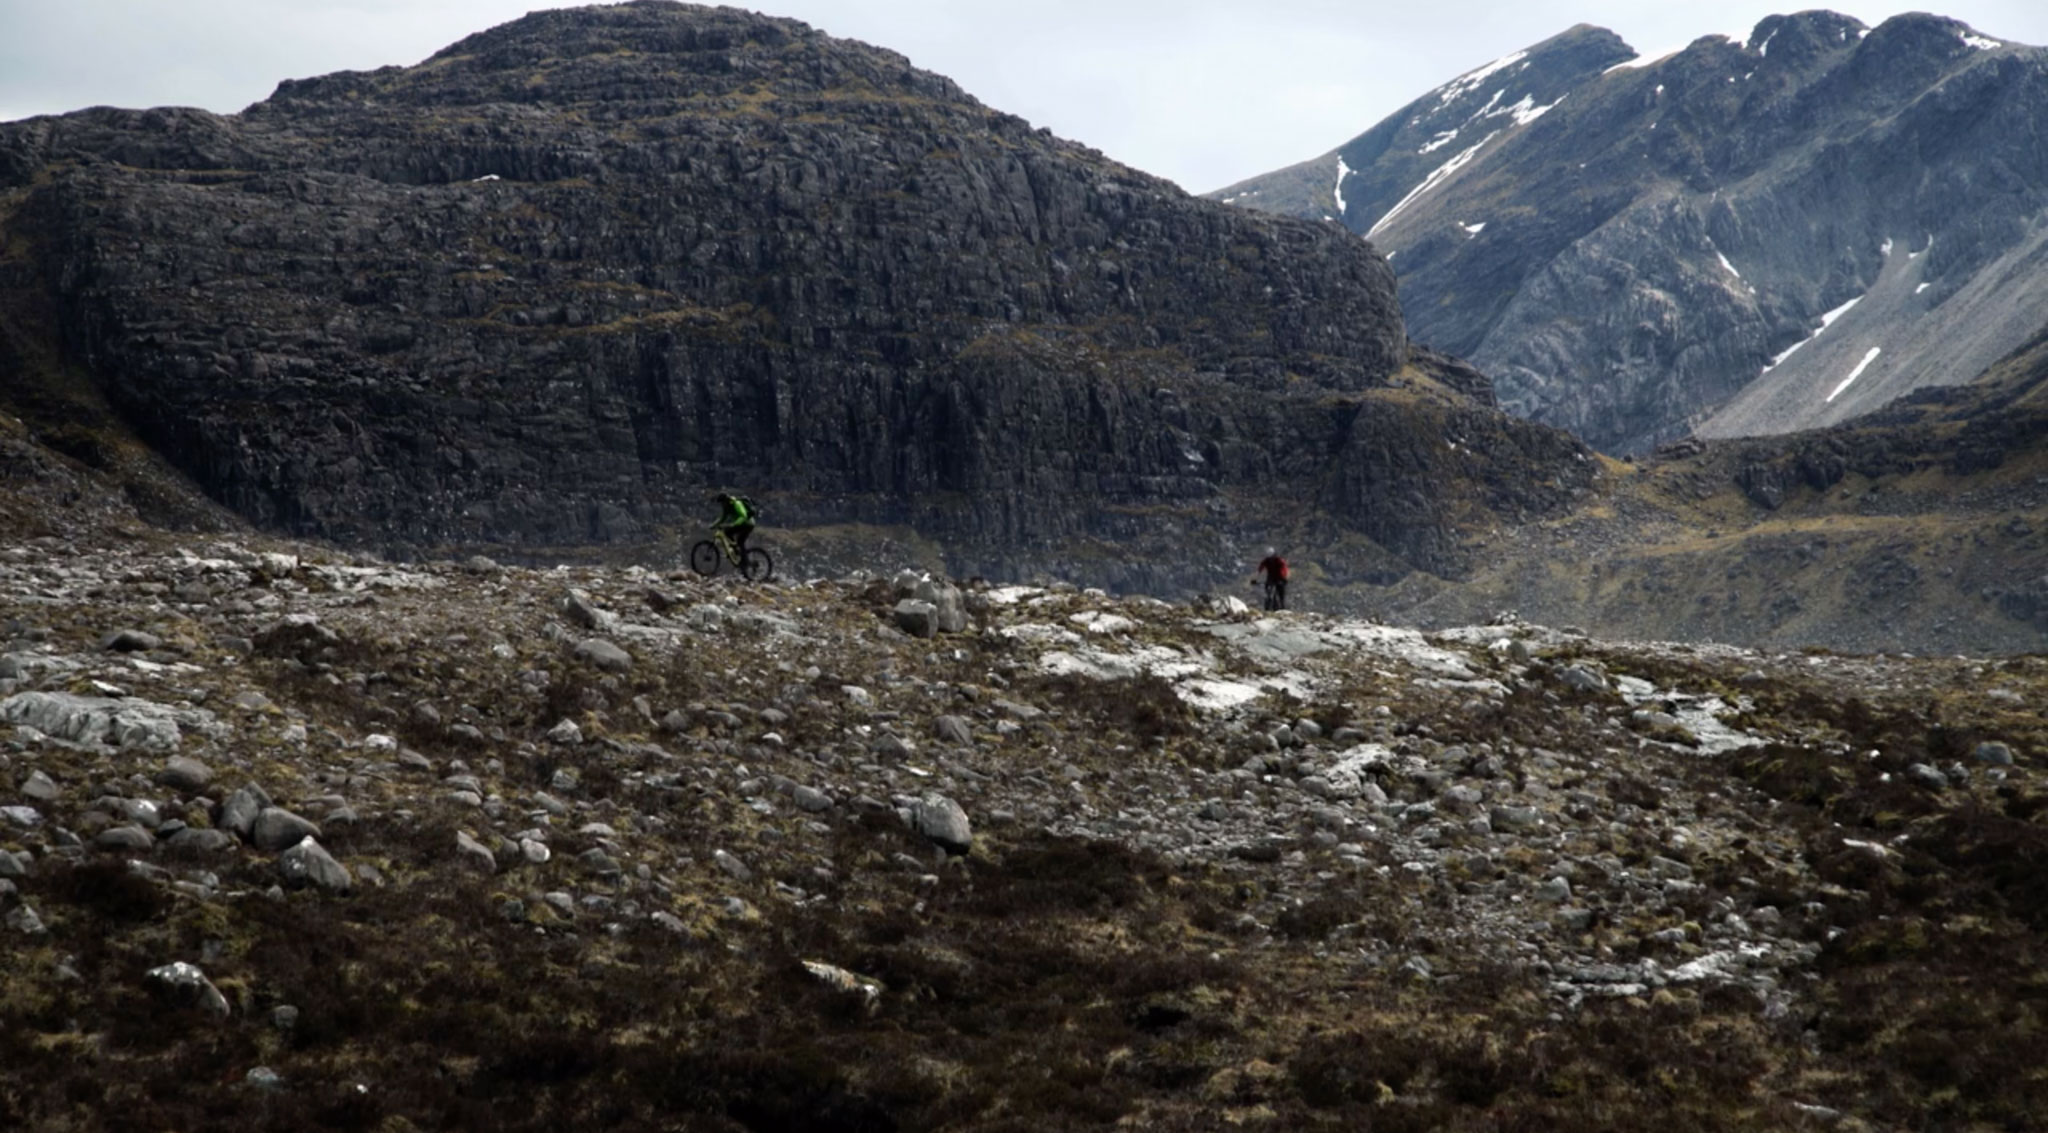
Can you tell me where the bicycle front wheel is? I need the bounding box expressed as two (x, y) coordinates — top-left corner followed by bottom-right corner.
(689, 540), (722, 577)
(741, 547), (774, 582)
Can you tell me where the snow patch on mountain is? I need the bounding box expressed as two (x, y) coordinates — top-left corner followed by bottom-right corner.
(1764, 296), (1862, 374)
(1827, 347), (1883, 403)
(1437, 50), (1529, 106)
(1368, 131), (1500, 237)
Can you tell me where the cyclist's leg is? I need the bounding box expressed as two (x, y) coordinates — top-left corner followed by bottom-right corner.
(732, 522), (753, 554)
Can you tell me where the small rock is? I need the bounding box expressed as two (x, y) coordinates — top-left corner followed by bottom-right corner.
(562, 589), (613, 631)
(220, 785), (272, 838)
(464, 555), (501, 575)
(651, 910), (690, 936)
(145, 961), (230, 1019)
(278, 837), (352, 892)
(270, 1004), (300, 1030)
(893, 599), (938, 638)
(165, 827), (237, 854)
(1973, 741), (2015, 766)
(933, 715), (973, 746)
(94, 825), (156, 852)
(157, 756), (213, 794)
(0, 849), (25, 878)
(5, 903), (45, 934)
(1, 805), (43, 828)
(1905, 763), (1948, 791)
(801, 959), (883, 1009)
(20, 769), (60, 802)
(910, 794), (973, 854)
(1534, 876), (1572, 903)
(250, 807), (320, 853)
(842, 685), (873, 708)
(572, 637), (632, 674)
(578, 847), (621, 876)
(713, 849), (753, 883)
(455, 831), (498, 874)
(792, 786), (832, 813)
(1490, 805), (1543, 833)
(1558, 665), (1608, 693)
(230, 691), (272, 713)
(1232, 839), (1285, 864)
(245, 1067), (285, 1092)
(546, 718), (584, 745)
(520, 838), (551, 864)
(100, 629), (162, 653)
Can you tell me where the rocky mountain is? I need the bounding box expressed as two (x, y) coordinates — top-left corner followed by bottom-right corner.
(0, 0), (1601, 596)
(1213, 12), (2048, 456)
(1, 504), (2044, 1129)
(1336, 325), (2048, 655)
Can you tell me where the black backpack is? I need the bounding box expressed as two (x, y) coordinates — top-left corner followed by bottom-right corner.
(738, 495), (762, 523)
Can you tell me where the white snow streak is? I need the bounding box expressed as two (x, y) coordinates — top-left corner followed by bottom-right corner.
(1492, 93), (1562, 126)
(1758, 31), (1778, 57)
(1916, 282), (1931, 294)
(1436, 50), (1529, 106)
(1368, 131), (1499, 237)
(1715, 251), (1741, 279)
(1764, 296), (1861, 372)
(1604, 46), (1683, 73)
(1880, 237), (1894, 256)
(1962, 33), (2001, 51)
(1461, 222), (1486, 236)
(1333, 156), (1350, 215)
(1828, 348), (1882, 402)
(1418, 129), (1460, 155)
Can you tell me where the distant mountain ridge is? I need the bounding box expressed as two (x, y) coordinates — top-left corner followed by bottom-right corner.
(1213, 11), (2048, 456)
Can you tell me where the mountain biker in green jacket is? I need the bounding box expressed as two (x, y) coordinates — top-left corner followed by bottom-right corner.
(713, 493), (755, 556)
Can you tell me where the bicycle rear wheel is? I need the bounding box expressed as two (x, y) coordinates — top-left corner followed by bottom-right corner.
(741, 547), (774, 581)
(689, 540), (722, 577)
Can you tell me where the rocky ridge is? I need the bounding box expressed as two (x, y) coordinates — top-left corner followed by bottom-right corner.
(1, 519), (2044, 1128)
(0, 0), (1613, 593)
(1215, 11), (2048, 455)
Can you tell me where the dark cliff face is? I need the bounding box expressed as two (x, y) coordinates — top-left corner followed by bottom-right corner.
(1217, 12), (2048, 457)
(0, 1), (1598, 587)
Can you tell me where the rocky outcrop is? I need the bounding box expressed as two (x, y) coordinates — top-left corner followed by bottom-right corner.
(0, 1), (1606, 590)
(1218, 12), (2048, 455)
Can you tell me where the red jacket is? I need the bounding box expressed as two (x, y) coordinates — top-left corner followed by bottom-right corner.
(1257, 555), (1289, 581)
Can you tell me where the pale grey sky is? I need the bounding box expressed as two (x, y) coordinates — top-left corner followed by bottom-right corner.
(3, 1), (2045, 192)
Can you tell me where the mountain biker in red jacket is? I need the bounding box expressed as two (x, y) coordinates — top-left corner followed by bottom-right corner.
(1254, 548), (1289, 610)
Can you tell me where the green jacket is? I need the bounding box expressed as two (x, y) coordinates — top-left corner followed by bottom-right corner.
(718, 497), (752, 527)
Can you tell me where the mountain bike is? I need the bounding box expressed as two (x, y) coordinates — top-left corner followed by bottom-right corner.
(689, 528), (773, 581)
(1261, 579), (1286, 611)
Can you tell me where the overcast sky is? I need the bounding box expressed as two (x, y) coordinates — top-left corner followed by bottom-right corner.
(4, 1), (2046, 192)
